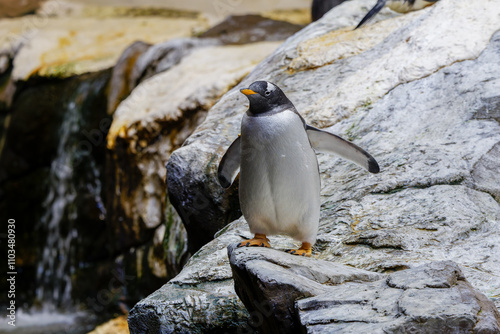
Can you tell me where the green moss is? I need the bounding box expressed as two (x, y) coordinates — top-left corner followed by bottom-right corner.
(361, 98), (373, 109)
(43, 62), (79, 78)
(345, 121), (358, 142)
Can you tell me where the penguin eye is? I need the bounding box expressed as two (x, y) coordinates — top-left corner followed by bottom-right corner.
(264, 91), (271, 96)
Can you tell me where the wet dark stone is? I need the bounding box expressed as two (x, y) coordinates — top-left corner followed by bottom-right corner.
(199, 14), (304, 45)
(311, 0), (347, 21)
(166, 158), (241, 254)
(107, 40), (152, 114)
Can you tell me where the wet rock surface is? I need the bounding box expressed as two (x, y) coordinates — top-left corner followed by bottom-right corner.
(127, 222), (252, 334)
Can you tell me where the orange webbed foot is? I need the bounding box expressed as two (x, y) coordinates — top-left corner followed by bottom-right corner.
(238, 233), (271, 248)
(285, 242), (312, 257)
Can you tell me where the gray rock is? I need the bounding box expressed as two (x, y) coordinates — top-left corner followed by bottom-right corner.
(107, 40), (151, 114)
(471, 142), (500, 203)
(128, 219), (253, 334)
(228, 244), (384, 334)
(128, 217), (310, 333)
(135, 0), (500, 332)
(130, 37), (221, 86)
(166, 0), (500, 255)
(296, 261), (500, 333)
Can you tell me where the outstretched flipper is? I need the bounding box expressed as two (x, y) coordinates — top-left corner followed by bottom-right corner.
(355, 0), (387, 29)
(218, 136), (241, 188)
(306, 125), (380, 173)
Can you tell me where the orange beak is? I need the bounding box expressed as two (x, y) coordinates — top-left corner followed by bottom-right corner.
(240, 89), (257, 95)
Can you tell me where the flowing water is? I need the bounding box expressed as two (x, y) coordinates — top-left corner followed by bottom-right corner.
(36, 98), (80, 311)
(2, 74), (110, 333)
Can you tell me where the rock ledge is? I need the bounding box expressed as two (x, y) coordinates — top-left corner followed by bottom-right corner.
(228, 245), (500, 334)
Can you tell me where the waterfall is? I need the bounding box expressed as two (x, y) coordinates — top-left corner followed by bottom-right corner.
(35, 77), (108, 312)
(36, 99), (79, 310)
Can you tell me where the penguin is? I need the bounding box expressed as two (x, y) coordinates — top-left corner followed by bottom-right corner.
(355, 0), (439, 29)
(311, 0), (348, 22)
(218, 81), (379, 256)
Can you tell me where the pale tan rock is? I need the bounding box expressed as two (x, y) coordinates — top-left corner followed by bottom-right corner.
(11, 16), (206, 80)
(107, 41), (280, 150)
(87, 315), (129, 334)
(288, 11), (422, 71)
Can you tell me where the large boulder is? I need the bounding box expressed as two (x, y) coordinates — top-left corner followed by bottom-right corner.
(131, 0), (500, 332)
(166, 0), (490, 255)
(165, 0), (500, 291)
(127, 219), (254, 333)
(228, 244), (384, 333)
(228, 245), (500, 334)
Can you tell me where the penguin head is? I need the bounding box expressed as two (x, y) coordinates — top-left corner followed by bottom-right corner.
(240, 81), (293, 115)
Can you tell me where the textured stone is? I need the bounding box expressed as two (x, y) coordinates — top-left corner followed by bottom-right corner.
(471, 142), (500, 203)
(134, 0), (500, 332)
(228, 244), (384, 334)
(296, 261), (500, 333)
(106, 40), (151, 115)
(127, 220), (251, 334)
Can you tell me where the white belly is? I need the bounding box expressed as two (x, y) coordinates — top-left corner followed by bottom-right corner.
(239, 110), (320, 244)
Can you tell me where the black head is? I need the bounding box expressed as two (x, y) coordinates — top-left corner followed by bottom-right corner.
(240, 81), (294, 115)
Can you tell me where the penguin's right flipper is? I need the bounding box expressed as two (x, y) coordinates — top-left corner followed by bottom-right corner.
(306, 125), (380, 173)
(355, 0), (387, 29)
(218, 136), (241, 188)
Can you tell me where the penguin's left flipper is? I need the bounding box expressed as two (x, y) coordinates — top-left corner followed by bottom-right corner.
(355, 0), (387, 29)
(218, 136), (241, 188)
(306, 125), (380, 173)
